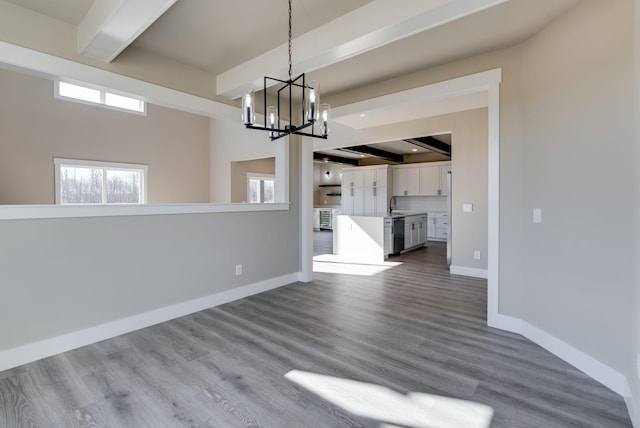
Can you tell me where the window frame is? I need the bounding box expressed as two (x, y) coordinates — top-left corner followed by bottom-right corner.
(247, 173), (276, 204)
(54, 158), (148, 205)
(54, 81), (147, 116)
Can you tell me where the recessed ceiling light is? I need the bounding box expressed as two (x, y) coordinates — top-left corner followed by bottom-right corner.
(359, 114), (366, 117)
(411, 148), (418, 152)
(359, 154), (366, 157)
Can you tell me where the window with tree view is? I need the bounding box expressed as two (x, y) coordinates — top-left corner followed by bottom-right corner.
(248, 174), (275, 203)
(54, 158), (147, 205)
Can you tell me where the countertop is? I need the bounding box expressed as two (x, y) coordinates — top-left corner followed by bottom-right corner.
(385, 210), (429, 219)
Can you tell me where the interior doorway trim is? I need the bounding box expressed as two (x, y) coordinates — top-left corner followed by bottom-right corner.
(302, 68), (502, 328)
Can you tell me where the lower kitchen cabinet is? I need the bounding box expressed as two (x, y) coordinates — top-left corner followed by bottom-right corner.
(384, 218), (393, 256)
(427, 212), (448, 241)
(404, 214), (427, 250)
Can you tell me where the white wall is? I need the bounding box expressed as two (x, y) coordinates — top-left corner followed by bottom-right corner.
(0, 209), (298, 352)
(0, 67), (211, 204)
(209, 117), (276, 203)
(0, 140), (301, 369)
(314, 162), (343, 207)
(320, 0), (635, 402)
(631, 0), (640, 424)
(521, 0), (633, 375)
(230, 157), (275, 203)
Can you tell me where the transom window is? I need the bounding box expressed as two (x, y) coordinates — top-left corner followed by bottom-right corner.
(55, 81), (146, 115)
(247, 174), (275, 203)
(54, 158), (148, 205)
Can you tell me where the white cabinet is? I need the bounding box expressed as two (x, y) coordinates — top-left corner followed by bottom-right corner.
(404, 214), (427, 249)
(392, 162), (450, 197)
(363, 187), (388, 216)
(404, 222), (413, 250)
(341, 165), (391, 217)
(419, 165), (450, 196)
(393, 167), (420, 196)
(427, 213), (436, 238)
(419, 166), (440, 196)
(427, 212), (448, 241)
(384, 218), (393, 256)
(419, 215), (427, 244)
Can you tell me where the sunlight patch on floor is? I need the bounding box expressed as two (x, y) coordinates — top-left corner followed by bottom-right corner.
(285, 370), (493, 428)
(313, 254), (402, 276)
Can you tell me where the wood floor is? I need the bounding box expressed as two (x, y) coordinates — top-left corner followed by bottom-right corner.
(0, 231), (631, 427)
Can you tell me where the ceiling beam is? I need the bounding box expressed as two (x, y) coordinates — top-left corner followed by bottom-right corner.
(314, 152), (359, 166)
(338, 145), (404, 163)
(216, 0), (510, 99)
(78, 0), (177, 62)
(405, 137), (452, 156)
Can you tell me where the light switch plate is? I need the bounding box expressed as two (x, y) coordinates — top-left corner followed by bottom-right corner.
(235, 264), (243, 276)
(533, 208), (542, 223)
(474, 251), (481, 260)
(463, 203), (473, 212)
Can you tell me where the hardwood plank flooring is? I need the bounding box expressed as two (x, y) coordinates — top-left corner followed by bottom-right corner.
(0, 231), (631, 427)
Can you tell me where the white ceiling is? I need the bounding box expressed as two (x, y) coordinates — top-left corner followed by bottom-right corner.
(334, 92), (488, 130)
(4, 0), (94, 25)
(4, 0), (578, 98)
(131, 0), (374, 75)
(3, 0), (578, 151)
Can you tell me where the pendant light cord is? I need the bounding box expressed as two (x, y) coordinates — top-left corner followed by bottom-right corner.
(288, 0), (292, 81)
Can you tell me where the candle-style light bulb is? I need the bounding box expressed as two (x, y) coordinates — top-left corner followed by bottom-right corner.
(242, 88), (254, 125)
(306, 80), (319, 123)
(320, 103), (330, 136)
(267, 106), (277, 138)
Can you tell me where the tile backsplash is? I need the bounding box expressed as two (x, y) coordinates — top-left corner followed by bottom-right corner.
(394, 195), (447, 212)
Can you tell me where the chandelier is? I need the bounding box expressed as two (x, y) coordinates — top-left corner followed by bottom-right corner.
(242, 0), (330, 141)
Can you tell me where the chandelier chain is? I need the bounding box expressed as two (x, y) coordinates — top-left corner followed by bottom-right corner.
(288, 0), (292, 80)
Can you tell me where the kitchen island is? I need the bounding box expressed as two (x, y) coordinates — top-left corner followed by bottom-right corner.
(333, 212), (427, 263)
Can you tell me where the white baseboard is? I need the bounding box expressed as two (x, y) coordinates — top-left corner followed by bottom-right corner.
(489, 312), (627, 396)
(520, 321), (627, 395)
(487, 312), (522, 334)
(450, 265), (488, 279)
(0, 272), (299, 372)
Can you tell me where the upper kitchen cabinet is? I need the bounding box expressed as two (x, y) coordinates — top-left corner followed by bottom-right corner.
(392, 167), (420, 196)
(418, 166), (440, 196)
(392, 162), (451, 197)
(341, 165), (392, 217)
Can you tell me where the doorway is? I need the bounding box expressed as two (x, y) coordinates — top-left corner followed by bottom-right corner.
(302, 68), (501, 328)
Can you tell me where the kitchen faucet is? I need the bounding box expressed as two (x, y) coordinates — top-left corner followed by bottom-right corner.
(389, 196), (397, 215)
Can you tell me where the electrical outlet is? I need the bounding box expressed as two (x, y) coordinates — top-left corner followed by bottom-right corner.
(463, 203), (473, 212)
(235, 264), (243, 276)
(474, 251), (481, 260)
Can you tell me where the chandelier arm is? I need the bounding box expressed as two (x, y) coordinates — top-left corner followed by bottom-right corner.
(288, 0), (292, 81)
(243, 0), (330, 140)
